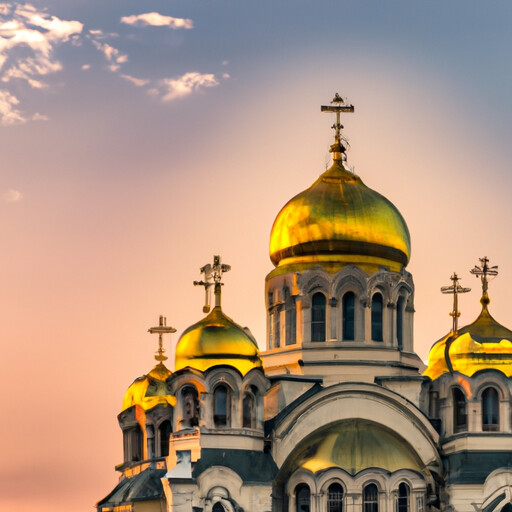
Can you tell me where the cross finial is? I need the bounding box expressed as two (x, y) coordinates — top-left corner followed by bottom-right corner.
(193, 255), (231, 313)
(441, 272), (471, 334)
(470, 256), (498, 306)
(320, 93), (354, 161)
(148, 315), (177, 363)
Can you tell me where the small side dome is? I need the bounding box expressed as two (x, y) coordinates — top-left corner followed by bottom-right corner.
(425, 299), (512, 380)
(121, 362), (176, 412)
(269, 161), (411, 271)
(175, 306), (262, 375)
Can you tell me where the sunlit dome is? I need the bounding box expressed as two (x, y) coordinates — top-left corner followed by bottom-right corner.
(284, 420), (423, 475)
(269, 160), (411, 273)
(121, 362), (176, 412)
(174, 305), (262, 376)
(425, 261), (512, 380)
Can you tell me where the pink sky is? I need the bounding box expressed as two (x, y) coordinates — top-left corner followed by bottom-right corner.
(1, 2), (512, 511)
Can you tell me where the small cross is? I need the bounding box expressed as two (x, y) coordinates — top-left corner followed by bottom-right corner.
(321, 93), (354, 149)
(194, 255), (231, 313)
(441, 272), (471, 333)
(470, 256), (498, 299)
(148, 315), (177, 363)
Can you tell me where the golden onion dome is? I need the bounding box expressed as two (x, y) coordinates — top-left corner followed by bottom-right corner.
(269, 160), (411, 273)
(424, 297), (512, 381)
(286, 420), (423, 475)
(121, 362), (176, 412)
(175, 305), (262, 375)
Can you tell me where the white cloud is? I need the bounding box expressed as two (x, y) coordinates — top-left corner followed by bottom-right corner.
(91, 40), (128, 71)
(32, 112), (48, 121)
(160, 72), (219, 101)
(121, 12), (193, 29)
(0, 89), (25, 125)
(2, 188), (22, 202)
(121, 74), (149, 87)
(0, 2), (83, 107)
(81, 64), (90, 70)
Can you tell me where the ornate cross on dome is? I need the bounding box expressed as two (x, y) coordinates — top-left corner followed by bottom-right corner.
(321, 93), (354, 159)
(193, 255), (231, 313)
(470, 256), (498, 305)
(148, 315), (177, 363)
(441, 272), (471, 334)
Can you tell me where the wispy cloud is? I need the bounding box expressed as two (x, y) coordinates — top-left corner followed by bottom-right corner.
(0, 89), (25, 125)
(2, 188), (22, 202)
(91, 40), (127, 72)
(160, 72), (219, 101)
(121, 74), (148, 87)
(32, 112), (48, 121)
(0, 2), (83, 125)
(121, 12), (193, 29)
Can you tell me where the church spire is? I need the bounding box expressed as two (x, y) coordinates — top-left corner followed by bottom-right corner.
(470, 256), (498, 307)
(321, 93), (354, 161)
(441, 272), (471, 334)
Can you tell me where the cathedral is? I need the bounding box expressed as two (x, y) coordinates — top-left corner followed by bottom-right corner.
(96, 95), (512, 512)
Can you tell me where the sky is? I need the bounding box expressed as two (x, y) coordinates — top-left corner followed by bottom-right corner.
(1, 1), (512, 511)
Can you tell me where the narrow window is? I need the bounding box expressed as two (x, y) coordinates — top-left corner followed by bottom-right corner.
(285, 290), (297, 345)
(328, 482), (344, 512)
(243, 392), (255, 428)
(363, 484), (379, 512)
(311, 292), (326, 342)
(214, 385), (230, 427)
(453, 388), (467, 432)
(482, 387), (499, 431)
(275, 308), (281, 348)
(296, 484), (311, 512)
(213, 503), (225, 512)
(342, 292), (355, 340)
(396, 296), (405, 350)
(182, 386), (199, 427)
(125, 425), (143, 462)
(159, 420), (171, 457)
(397, 483), (410, 512)
(371, 293), (383, 341)
(269, 313), (274, 349)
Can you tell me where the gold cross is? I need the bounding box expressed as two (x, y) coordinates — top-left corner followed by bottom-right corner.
(194, 255), (231, 313)
(148, 315), (176, 363)
(321, 93), (354, 149)
(470, 256), (498, 301)
(441, 272), (471, 334)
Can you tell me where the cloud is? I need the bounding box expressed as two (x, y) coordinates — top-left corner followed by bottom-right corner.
(91, 40), (128, 72)
(160, 72), (219, 101)
(120, 12), (193, 29)
(2, 188), (22, 202)
(32, 112), (48, 121)
(81, 64), (90, 70)
(121, 74), (149, 87)
(0, 89), (25, 125)
(0, 3), (83, 124)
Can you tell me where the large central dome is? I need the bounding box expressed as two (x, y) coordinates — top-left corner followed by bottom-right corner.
(269, 160), (411, 271)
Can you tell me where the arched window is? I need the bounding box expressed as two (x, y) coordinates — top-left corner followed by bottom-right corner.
(275, 308), (281, 348)
(213, 385), (230, 427)
(396, 296), (405, 350)
(285, 288), (296, 346)
(296, 484), (311, 512)
(328, 482), (344, 512)
(159, 420), (171, 457)
(181, 386), (199, 427)
(453, 387), (467, 432)
(123, 425), (143, 462)
(212, 503), (225, 512)
(371, 293), (383, 341)
(342, 292), (355, 341)
(363, 484), (379, 512)
(396, 483), (410, 512)
(311, 292), (326, 342)
(482, 387), (499, 431)
(243, 392), (256, 428)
